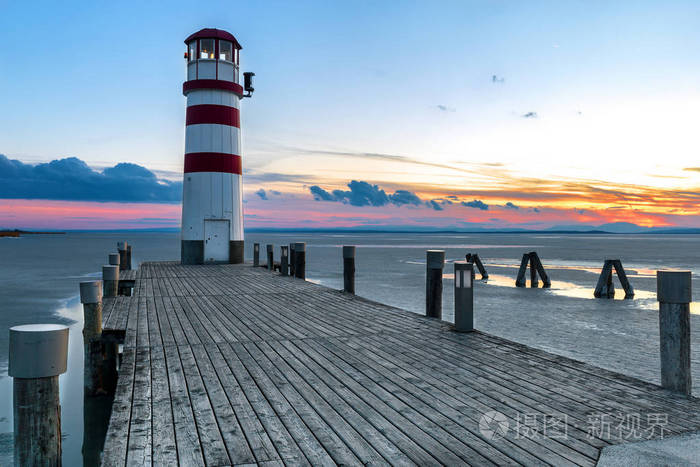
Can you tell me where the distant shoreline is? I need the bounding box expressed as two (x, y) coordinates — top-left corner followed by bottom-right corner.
(0, 230), (66, 237)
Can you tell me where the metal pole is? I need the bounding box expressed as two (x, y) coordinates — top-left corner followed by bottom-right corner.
(280, 246), (289, 277)
(294, 242), (306, 279)
(426, 250), (445, 319)
(657, 270), (692, 395)
(454, 262), (474, 332)
(289, 243), (296, 276)
(267, 244), (274, 271)
(343, 246), (356, 294)
(10, 324), (69, 466)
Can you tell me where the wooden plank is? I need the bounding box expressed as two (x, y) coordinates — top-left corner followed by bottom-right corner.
(229, 341), (336, 465)
(217, 342), (311, 465)
(101, 347), (136, 467)
(163, 343), (206, 466)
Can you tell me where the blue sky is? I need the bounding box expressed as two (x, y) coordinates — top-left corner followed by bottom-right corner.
(1, 1), (699, 230)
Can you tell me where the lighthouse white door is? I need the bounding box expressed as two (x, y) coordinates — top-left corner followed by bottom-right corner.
(203, 219), (229, 263)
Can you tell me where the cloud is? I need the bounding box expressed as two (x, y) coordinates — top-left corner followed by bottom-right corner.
(462, 199), (489, 210)
(533, 207), (541, 213)
(436, 105), (456, 112)
(244, 170), (317, 184)
(269, 190), (281, 195)
(491, 75), (505, 84)
(389, 190), (421, 206)
(309, 180), (422, 208)
(0, 154), (181, 203)
(428, 200), (444, 211)
(310, 185), (335, 201)
(332, 181), (389, 207)
(684, 167), (700, 173)
(505, 202), (519, 209)
(255, 189), (268, 200)
(522, 112), (538, 118)
(280, 146), (485, 176)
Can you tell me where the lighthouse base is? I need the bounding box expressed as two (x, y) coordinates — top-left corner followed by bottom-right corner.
(229, 240), (244, 264)
(181, 240), (244, 265)
(181, 240), (204, 265)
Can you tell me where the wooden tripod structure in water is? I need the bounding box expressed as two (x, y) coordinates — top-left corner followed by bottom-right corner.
(594, 259), (635, 299)
(515, 251), (551, 288)
(465, 253), (488, 279)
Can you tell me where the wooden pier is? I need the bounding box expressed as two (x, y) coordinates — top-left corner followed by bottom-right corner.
(100, 261), (700, 466)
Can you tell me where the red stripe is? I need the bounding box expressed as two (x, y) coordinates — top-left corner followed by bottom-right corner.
(186, 104), (240, 127)
(183, 79), (243, 96)
(184, 153), (242, 174)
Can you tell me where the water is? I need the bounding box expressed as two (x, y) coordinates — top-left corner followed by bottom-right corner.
(1, 231), (699, 464)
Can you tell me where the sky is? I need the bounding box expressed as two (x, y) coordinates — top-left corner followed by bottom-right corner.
(1, 0), (699, 231)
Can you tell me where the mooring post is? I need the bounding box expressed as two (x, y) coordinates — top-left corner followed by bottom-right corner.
(657, 270), (692, 395)
(9, 324), (69, 466)
(294, 242), (306, 279)
(289, 243), (296, 276)
(253, 243), (260, 267)
(108, 253), (120, 268)
(126, 244), (133, 270)
(117, 241), (128, 271)
(267, 244), (274, 271)
(280, 246), (289, 277)
(454, 261), (474, 332)
(80, 281), (104, 396)
(343, 246), (356, 294)
(426, 250), (445, 319)
(103, 264), (119, 298)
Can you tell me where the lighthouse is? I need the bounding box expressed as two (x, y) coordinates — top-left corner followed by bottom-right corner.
(180, 28), (254, 264)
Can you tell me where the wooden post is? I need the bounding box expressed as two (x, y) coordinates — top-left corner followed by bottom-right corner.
(267, 244), (274, 271)
(289, 243), (296, 276)
(469, 253), (488, 279)
(103, 264), (119, 298)
(117, 241), (128, 271)
(530, 252), (551, 288)
(529, 253), (539, 288)
(294, 242), (306, 279)
(343, 246), (356, 294)
(657, 270), (692, 395)
(613, 260), (635, 298)
(595, 260), (614, 298)
(80, 281), (104, 396)
(280, 246), (289, 277)
(515, 253), (529, 287)
(454, 261), (474, 332)
(253, 243), (260, 267)
(425, 250), (445, 319)
(9, 324), (69, 466)
(126, 244), (133, 270)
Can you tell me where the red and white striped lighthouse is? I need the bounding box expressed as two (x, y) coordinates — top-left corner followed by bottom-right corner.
(181, 28), (254, 264)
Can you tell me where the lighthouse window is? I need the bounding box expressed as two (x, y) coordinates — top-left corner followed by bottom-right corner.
(219, 40), (233, 62)
(187, 41), (196, 62)
(200, 39), (215, 59)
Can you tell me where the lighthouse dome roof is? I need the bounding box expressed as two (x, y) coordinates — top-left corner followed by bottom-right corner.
(185, 28), (241, 49)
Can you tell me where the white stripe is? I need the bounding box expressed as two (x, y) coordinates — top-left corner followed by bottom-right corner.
(185, 124), (240, 155)
(186, 89), (240, 108)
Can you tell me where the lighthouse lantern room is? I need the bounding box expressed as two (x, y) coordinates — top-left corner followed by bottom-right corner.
(180, 28), (253, 264)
